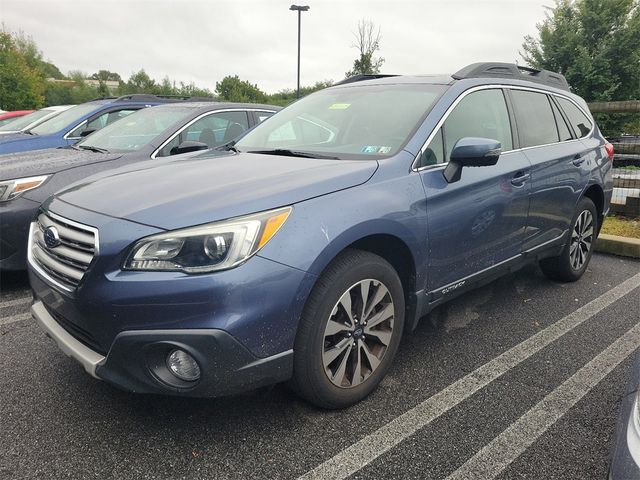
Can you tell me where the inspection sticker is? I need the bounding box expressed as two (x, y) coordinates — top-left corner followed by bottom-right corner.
(329, 103), (351, 110)
(361, 145), (392, 154)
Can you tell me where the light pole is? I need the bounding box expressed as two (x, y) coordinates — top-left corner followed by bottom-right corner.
(290, 4), (309, 99)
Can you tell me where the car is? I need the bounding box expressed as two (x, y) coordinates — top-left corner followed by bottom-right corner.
(27, 62), (613, 409)
(0, 94), (195, 155)
(609, 354), (640, 479)
(0, 110), (34, 127)
(0, 102), (279, 270)
(0, 105), (74, 135)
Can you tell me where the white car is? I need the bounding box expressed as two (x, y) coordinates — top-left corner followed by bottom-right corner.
(0, 105), (75, 135)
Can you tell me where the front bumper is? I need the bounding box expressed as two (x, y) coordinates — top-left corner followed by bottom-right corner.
(32, 299), (293, 396)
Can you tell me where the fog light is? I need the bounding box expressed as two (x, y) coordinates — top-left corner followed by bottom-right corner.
(166, 349), (201, 382)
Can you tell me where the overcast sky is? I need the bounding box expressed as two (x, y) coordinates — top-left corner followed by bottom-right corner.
(0, 0), (549, 93)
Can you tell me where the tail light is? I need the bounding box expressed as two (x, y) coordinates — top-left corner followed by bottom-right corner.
(604, 142), (614, 161)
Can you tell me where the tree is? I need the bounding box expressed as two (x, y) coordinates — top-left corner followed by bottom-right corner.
(268, 80), (333, 106)
(0, 32), (44, 109)
(90, 70), (122, 83)
(124, 69), (157, 94)
(215, 75), (267, 103)
(522, 0), (640, 135)
(345, 19), (385, 78)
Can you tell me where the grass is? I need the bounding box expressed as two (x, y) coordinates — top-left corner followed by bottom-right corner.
(601, 215), (640, 239)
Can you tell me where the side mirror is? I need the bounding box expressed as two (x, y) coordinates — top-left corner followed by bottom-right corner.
(171, 141), (210, 156)
(443, 137), (501, 183)
(80, 128), (97, 137)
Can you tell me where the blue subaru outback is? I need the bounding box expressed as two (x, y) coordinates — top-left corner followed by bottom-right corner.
(27, 63), (613, 408)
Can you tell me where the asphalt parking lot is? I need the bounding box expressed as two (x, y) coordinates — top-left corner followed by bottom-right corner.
(1, 253), (638, 480)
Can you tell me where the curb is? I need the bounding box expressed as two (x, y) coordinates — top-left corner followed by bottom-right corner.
(595, 234), (640, 259)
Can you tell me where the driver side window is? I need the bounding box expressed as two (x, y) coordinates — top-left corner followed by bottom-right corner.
(418, 89), (513, 168)
(157, 111), (249, 157)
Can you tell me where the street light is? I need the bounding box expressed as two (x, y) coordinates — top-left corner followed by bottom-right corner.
(290, 4), (310, 99)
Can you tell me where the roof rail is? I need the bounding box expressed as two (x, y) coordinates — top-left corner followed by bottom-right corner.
(113, 94), (216, 103)
(452, 62), (570, 91)
(333, 74), (399, 86)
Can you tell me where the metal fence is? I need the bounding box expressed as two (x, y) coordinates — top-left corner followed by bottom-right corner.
(589, 101), (640, 218)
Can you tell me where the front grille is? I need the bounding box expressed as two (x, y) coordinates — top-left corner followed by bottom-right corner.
(29, 212), (97, 291)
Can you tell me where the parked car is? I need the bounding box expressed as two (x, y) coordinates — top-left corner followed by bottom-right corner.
(0, 102), (278, 270)
(27, 62), (613, 408)
(0, 105), (74, 135)
(0, 94), (194, 155)
(609, 354), (640, 479)
(0, 110), (34, 127)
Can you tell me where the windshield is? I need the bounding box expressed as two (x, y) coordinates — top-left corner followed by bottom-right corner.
(78, 106), (194, 153)
(0, 109), (52, 132)
(236, 84), (446, 159)
(30, 103), (99, 135)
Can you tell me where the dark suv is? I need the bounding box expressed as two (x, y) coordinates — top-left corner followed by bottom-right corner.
(28, 63), (613, 409)
(0, 102), (279, 270)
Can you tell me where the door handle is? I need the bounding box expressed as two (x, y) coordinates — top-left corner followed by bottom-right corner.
(511, 172), (530, 187)
(572, 155), (586, 166)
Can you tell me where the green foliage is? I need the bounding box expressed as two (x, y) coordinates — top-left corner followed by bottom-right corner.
(267, 80), (334, 106)
(345, 19), (385, 78)
(0, 31), (44, 109)
(215, 75), (267, 103)
(90, 70), (122, 82)
(522, 0), (640, 135)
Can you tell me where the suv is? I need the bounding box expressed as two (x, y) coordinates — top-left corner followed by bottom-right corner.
(0, 102), (279, 270)
(28, 63), (613, 409)
(0, 95), (195, 155)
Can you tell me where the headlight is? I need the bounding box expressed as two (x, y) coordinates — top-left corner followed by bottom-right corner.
(0, 175), (48, 202)
(124, 206), (292, 273)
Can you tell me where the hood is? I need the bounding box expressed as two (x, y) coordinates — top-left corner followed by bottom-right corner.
(0, 132), (62, 154)
(0, 132), (29, 142)
(0, 147), (123, 180)
(56, 153), (378, 230)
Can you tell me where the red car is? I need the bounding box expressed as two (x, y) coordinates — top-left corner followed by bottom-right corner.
(0, 110), (34, 127)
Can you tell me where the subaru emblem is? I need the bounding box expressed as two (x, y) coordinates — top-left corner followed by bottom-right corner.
(43, 226), (61, 249)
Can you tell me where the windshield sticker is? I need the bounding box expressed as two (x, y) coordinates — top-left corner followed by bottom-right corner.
(361, 145), (392, 154)
(329, 103), (351, 110)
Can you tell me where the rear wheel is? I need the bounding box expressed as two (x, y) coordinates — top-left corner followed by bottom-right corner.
(291, 249), (405, 409)
(539, 197), (598, 282)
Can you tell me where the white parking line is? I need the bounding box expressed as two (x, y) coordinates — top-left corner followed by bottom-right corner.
(446, 321), (640, 480)
(298, 272), (640, 480)
(0, 296), (31, 309)
(0, 312), (32, 326)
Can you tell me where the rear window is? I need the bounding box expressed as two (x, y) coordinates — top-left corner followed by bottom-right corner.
(556, 97), (593, 138)
(510, 90), (559, 148)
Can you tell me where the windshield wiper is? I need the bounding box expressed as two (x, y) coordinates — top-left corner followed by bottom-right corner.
(248, 149), (339, 160)
(214, 140), (240, 153)
(22, 130), (37, 135)
(77, 145), (109, 154)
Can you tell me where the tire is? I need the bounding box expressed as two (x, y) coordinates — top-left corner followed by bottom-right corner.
(539, 197), (598, 282)
(291, 249), (405, 409)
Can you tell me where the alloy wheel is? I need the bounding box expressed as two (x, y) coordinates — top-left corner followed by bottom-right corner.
(322, 279), (394, 388)
(570, 209), (594, 270)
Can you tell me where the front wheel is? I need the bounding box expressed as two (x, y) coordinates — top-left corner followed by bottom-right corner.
(291, 249), (405, 409)
(539, 197), (598, 282)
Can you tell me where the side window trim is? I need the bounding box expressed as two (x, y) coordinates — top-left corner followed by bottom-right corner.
(549, 95), (575, 141)
(502, 88), (521, 151)
(412, 85), (595, 172)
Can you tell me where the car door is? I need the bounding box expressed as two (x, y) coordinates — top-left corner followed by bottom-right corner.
(508, 89), (590, 250)
(417, 88), (532, 293)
